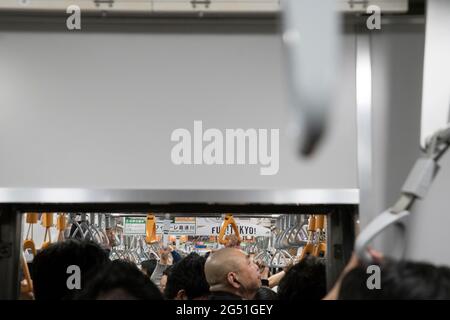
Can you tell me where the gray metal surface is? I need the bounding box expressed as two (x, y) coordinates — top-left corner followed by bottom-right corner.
(0, 24), (357, 191)
(420, 0), (450, 148)
(0, 188), (358, 204)
(361, 22), (424, 229)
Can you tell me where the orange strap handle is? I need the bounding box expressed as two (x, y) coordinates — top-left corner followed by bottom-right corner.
(145, 214), (157, 244)
(307, 215), (316, 232)
(218, 214), (241, 245)
(42, 213), (53, 228)
(56, 214), (66, 231)
(314, 215), (327, 257)
(41, 213), (54, 250)
(23, 239), (37, 257)
(56, 213), (66, 242)
(299, 242), (315, 260)
(21, 252), (33, 294)
(315, 215), (325, 231)
(299, 215), (320, 261)
(26, 213), (38, 224)
(24, 213), (38, 256)
(313, 242), (327, 258)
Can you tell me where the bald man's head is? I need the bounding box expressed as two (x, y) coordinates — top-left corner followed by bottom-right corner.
(205, 248), (243, 285)
(205, 248), (261, 299)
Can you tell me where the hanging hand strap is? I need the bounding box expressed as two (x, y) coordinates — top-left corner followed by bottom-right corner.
(23, 213), (38, 256)
(56, 213), (67, 242)
(41, 213), (54, 250)
(356, 125), (450, 263)
(218, 214), (241, 245)
(145, 214), (157, 244)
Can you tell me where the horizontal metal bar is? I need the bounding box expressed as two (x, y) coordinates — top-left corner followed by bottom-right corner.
(0, 188), (358, 204)
(0, 0), (410, 14)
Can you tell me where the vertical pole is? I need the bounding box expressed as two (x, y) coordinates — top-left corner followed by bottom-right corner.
(326, 206), (356, 291)
(0, 206), (22, 299)
(356, 29), (374, 227)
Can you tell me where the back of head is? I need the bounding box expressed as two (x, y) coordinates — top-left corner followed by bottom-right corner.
(278, 256), (327, 301)
(32, 239), (109, 300)
(339, 260), (450, 300)
(338, 266), (375, 299)
(204, 248), (242, 288)
(254, 286), (278, 300)
(165, 252), (209, 299)
(77, 260), (164, 300)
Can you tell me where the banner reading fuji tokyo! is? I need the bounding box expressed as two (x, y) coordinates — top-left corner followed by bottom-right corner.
(195, 218), (271, 237)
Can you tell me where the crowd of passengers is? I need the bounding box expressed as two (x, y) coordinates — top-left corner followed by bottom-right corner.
(22, 234), (450, 300)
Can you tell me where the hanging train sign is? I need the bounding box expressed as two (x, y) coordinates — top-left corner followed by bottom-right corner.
(123, 217), (270, 237)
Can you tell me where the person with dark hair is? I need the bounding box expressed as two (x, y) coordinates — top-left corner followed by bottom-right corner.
(339, 260), (450, 300)
(141, 259), (157, 278)
(32, 239), (109, 300)
(277, 256), (326, 301)
(205, 248), (261, 300)
(77, 260), (164, 300)
(164, 252), (210, 300)
(323, 250), (382, 300)
(254, 286), (278, 300)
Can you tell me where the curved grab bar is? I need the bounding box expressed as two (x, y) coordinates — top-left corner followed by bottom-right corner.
(292, 223), (309, 246)
(274, 228), (285, 249)
(355, 125), (450, 264)
(287, 217), (308, 246)
(67, 213), (89, 240)
(279, 215), (296, 249)
(274, 215), (290, 249)
(255, 236), (269, 251)
(255, 250), (272, 266)
(286, 216), (300, 246)
(269, 249), (293, 268)
(68, 221), (85, 239)
(355, 209), (410, 264)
